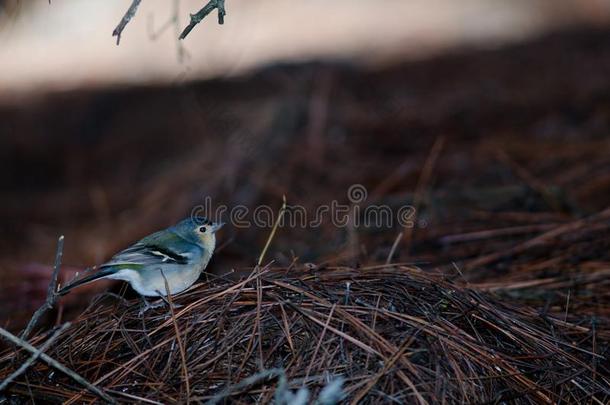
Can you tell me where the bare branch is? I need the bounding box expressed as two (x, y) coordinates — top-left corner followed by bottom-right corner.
(112, 0), (142, 45)
(20, 235), (64, 341)
(111, 0), (226, 44)
(0, 326), (114, 403)
(0, 323), (70, 391)
(180, 0), (226, 40)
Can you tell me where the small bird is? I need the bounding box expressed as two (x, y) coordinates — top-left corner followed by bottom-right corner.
(59, 217), (223, 297)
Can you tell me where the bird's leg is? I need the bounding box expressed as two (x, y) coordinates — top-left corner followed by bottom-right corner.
(152, 290), (184, 316)
(138, 296), (166, 316)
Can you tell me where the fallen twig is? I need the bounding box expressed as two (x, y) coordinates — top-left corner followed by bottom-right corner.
(0, 326), (114, 403)
(0, 323), (70, 391)
(20, 235), (64, 341)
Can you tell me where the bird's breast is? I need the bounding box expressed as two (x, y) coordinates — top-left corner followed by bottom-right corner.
(116, 261), (207, 297)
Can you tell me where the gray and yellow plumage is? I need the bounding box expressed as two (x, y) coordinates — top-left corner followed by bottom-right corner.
(59, 217), (222, 297)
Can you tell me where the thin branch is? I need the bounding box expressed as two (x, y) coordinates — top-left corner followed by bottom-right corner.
(20, 235), (64, 341)
(112, 0), (142, 45)
(180, 0), (226, 40)
(0, 326), (114, 403)
(0, 323), (70, 391)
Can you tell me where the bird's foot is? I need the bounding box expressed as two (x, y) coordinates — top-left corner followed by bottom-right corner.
(138, 297), (165, 316)
(138, 297), (184, 316)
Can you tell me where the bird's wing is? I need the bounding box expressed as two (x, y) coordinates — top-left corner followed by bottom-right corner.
(101, 231), (196, 269)
(58, 231), (197, 295)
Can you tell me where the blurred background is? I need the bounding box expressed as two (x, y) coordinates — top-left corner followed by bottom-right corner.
(1, 0), (610, 330)
(2, 0), (610, 94)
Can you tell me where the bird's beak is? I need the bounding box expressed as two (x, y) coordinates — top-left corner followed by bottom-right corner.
(211, 222), (225, 233)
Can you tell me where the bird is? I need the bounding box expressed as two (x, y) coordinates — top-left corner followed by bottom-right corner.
(59, 217), (223, 298)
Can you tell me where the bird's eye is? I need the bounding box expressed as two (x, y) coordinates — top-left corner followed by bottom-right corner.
(199, 226), (207, 233)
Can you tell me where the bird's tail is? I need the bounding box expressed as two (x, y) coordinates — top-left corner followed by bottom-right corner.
(58, 267), (116, 295)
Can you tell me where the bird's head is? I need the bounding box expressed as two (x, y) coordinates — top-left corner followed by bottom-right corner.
(174, 216), (224, 251)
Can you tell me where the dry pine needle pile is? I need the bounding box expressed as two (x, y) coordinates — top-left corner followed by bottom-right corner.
(1, 265), (608, 404)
